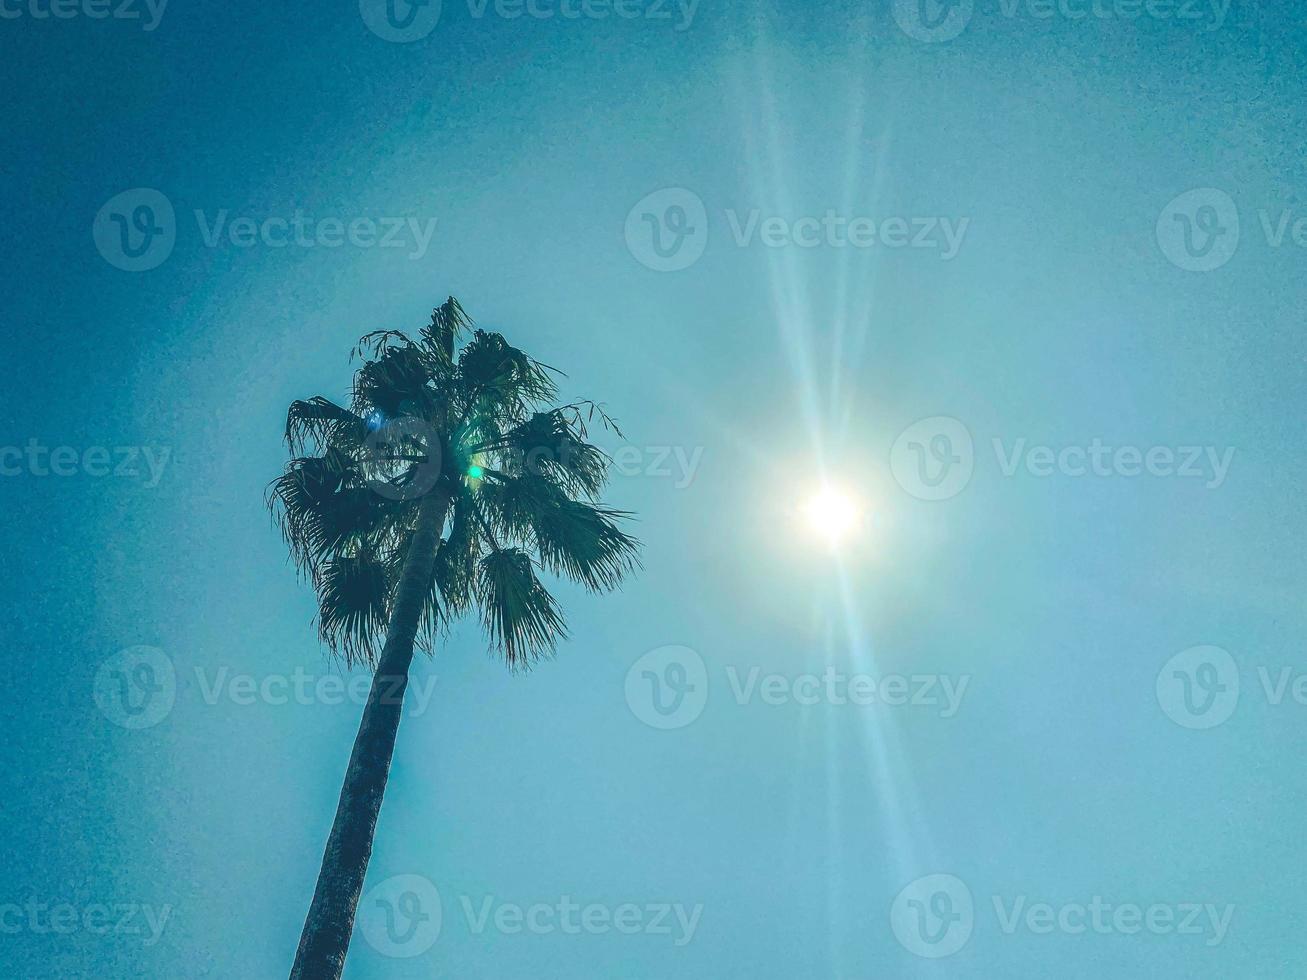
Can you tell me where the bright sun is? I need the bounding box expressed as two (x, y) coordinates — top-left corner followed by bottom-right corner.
(801, 487), (861, 545)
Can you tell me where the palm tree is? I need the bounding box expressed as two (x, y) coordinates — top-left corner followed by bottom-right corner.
(270, 297), (640, 979)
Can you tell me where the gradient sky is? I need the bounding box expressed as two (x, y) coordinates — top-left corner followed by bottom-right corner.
(4, 0), (1307, 977)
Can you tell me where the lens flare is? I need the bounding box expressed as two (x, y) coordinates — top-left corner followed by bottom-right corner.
(801, 487), (860, 545)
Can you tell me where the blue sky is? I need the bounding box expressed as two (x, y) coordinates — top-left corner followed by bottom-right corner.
(4, 1), (1307, 977)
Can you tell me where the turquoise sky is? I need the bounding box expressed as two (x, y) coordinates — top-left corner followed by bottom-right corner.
(4, 1), (1307, 977)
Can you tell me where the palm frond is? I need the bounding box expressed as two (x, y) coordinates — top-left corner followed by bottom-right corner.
(421, 296), (473, 366)
(481, 410), (612, 498)
(431, 491), (480, 621)
(458, 330), (558, 416)
(273, 295), (640, 672)
(476, 547), (567, 668)
(284, 396), (368, 455)
(351, 342), (439, 418)
(315, 553), (392, 666)
(268, 448), (366, 574)
(477, 473), (640, 591)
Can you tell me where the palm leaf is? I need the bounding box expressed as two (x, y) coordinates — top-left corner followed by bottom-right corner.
(476, 547), (567, 668)
(315, 553), (392, 666)
(477, 473), (639, 591)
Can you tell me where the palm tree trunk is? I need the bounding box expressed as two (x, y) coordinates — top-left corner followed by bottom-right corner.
(289, 484), (452, 980)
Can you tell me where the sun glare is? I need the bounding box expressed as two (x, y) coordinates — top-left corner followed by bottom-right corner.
(801, 487), (861, 546)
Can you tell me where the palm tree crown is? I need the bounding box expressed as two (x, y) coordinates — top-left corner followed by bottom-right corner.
(269, 297), (640, 668)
